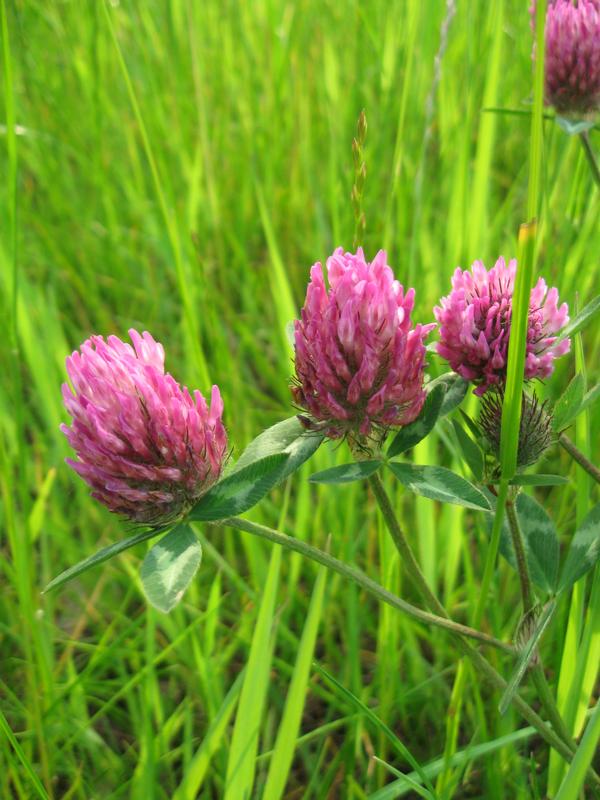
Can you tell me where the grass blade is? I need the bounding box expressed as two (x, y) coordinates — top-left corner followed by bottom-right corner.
(261, 562), (327, 800)
(224, 546), (281, 799)
(315, 663), (436, 799)
(554, 700), (600, 800)
(172, 672), (244, 800)
(0, 708), (49, 800)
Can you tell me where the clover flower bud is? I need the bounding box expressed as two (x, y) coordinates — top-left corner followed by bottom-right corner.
(479, 390), (554, 469)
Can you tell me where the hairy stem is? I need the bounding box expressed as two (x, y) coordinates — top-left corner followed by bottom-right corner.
(220, 516), (511, 653)
(580, 131), (600, 189)
(506, 499), (534, 615)
(532, 666), (578, 755)
(559, 433), (600, 484)
(365, 475), (600, 788)
(221, 515), (599, 786)
(368, 472), (445, 616)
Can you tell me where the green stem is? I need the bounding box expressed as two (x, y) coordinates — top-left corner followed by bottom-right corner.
(559, 433), (600, 485)
(580, 131), (600, 188)
(365, 475), (600, 789)
(475, 479), (510, 626)
(222, 515), (600, 786)
(368, 473), (445, 616)
(532, 666), (578, 755)
(506, 499), (534, 615)
(220, 517), (511, 653)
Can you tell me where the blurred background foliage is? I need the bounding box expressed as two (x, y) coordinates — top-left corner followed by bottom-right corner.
(1, 0), (598, 797)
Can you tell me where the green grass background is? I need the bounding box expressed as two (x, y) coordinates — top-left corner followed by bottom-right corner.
(1, 0), (599, 797)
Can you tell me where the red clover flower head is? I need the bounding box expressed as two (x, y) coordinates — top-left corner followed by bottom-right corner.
(434, 257), (570, 396)
(292, 247), (434, 439)
(537, 0), (600, 115)
(61, 329), (227, 524)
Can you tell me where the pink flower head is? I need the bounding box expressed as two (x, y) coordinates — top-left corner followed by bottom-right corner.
(61, 329), (227, 524)
(292, 247), (434, 438)
(434, 257), (570, 396)
(535, 0), (600, 115)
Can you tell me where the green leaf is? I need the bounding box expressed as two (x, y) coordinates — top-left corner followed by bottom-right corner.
(44, 524), (170, 594)
(553, 373), (585, 431)
(578, 382), (600, 417)
(558, 502), (600, 594)
(233, 416), (323, 480)
(428, 371), (469, 417)
(387, 385), (444, 457)
(309, 460), (382, 484)
(139, 525), (202, 613)
(451, 420), (484, 481)
(557, 294), (600, 343)
(498, 600), (557, 716)
(490, 493), (560, 593)
(515, 494), (560, 594)
(555, 116), (596, 135)
(387, 463), (491, 511)
(509, 474), (569, 487)
(189, 453), (289, 521)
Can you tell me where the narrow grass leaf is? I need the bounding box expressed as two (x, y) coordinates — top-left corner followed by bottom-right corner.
(554, 698), (600, 800)
(556, 293), (600, 343)
(262, 563), (327, 800)
(172, 672), (244, 800)
(189, 453), (289, 521)
(387, 384), (444, 457)
(578, 382), (600, 417)
(140, 525), (202, 613)
(0, 708), (49, 800)
(369, 758), (436, 800)
(225, 547), (281, 800)
(558, 502), (600, 593)
(387, 463), (491, 511)
(498, 600), (557, 715)
(255, 181), (298, 357)
(368, 726), (537, 799)
(309, 461), (381, 484)
(499, 223), (537, 480)
(315, 664), (436, 798)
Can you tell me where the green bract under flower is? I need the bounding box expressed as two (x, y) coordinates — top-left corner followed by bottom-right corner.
(479, 390), (554, 470)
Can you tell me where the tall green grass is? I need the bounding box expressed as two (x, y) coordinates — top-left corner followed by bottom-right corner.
(1, 1), (599, 797)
